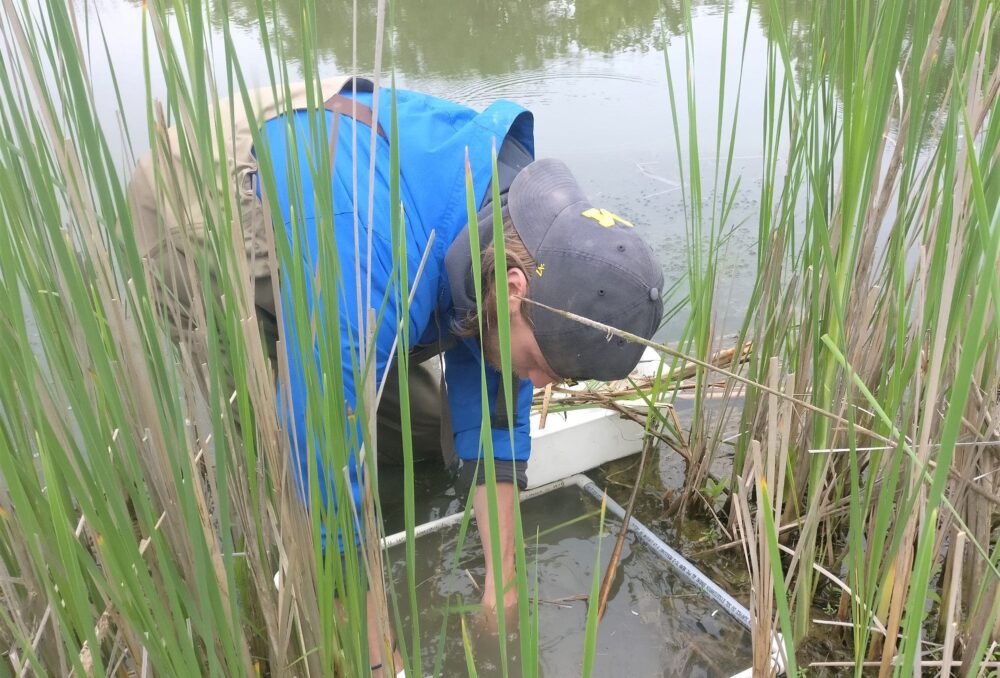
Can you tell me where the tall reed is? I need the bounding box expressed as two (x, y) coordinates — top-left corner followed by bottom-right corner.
(661, 0), (1000, 673)
(0, 0), (553, 675)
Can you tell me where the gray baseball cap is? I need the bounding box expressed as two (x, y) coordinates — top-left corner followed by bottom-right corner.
(506, 159), (664, 381)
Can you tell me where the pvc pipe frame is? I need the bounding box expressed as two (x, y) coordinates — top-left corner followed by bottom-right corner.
(381, 473), (787, 676)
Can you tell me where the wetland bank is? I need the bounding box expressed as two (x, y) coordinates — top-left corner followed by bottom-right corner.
(1, 0), (999, 675)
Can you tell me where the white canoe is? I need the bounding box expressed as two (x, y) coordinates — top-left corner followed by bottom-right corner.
(525, 347), (661, 489)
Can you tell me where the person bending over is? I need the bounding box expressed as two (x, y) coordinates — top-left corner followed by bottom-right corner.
(130, 76), (663, 675)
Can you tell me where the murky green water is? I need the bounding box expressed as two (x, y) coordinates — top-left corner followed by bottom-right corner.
(385, 486), (752, 677)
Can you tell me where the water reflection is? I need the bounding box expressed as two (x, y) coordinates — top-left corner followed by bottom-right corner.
(207, 0), (692, 75)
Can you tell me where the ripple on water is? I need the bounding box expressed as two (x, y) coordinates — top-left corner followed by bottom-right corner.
(413, 66), (652, 110)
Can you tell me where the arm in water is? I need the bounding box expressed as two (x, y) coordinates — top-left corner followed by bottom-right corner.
(475, 481), (518, 630)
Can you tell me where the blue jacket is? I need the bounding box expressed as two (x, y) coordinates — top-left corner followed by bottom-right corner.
(259, 87), (535, 529)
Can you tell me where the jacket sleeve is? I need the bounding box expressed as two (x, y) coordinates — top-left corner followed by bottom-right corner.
(444, 337), (533, 467)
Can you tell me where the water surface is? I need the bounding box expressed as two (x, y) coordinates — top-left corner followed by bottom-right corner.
(386, 486), (753, 677)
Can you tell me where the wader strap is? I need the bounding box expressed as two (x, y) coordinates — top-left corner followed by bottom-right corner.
(323, 94), (388, 141)
(434, 310), (458, 472)
(491, 374), (518, 431)
(436, 351), (457, 472)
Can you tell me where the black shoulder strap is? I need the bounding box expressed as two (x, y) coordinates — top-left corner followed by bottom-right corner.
(491, 374), (518, 431)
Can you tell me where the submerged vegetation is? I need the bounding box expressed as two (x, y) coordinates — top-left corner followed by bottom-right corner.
(0, 0), (998, 676)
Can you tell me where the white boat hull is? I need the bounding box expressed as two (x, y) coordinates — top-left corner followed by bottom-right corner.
(525, 348), (661, 489)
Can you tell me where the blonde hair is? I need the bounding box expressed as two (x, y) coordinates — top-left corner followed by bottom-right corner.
(452, 213), (536, 338)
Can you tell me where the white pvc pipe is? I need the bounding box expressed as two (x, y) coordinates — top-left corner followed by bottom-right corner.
(380, 474), (582, 548)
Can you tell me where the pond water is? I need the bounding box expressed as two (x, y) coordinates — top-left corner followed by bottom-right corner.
(385, 485), (753, 677)
(377, 395), (755, 674)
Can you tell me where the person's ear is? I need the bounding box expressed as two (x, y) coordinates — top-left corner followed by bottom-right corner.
(506, 267), (529, 313)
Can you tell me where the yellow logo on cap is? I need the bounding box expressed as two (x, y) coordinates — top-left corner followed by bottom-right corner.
(581, 208), (634, 228)
(536, 263), (545, 277)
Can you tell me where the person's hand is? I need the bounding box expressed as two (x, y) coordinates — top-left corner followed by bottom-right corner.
(479, 579), (519, 634)
(471, 482), (519, 634)
(466, 582), (522, 673)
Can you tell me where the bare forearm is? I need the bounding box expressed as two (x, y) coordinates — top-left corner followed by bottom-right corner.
(473, 482), (517, 603)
